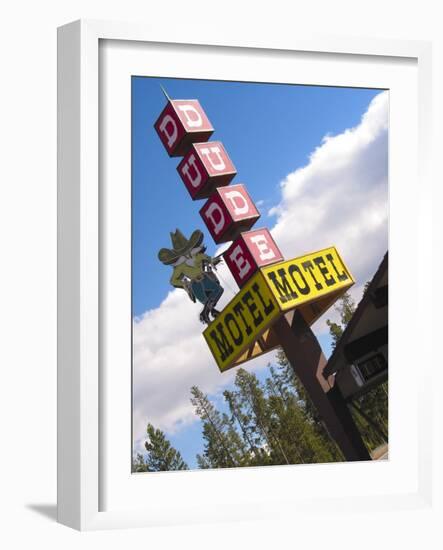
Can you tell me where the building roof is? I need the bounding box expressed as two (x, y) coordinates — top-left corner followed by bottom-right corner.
(323, 252), (388, 377)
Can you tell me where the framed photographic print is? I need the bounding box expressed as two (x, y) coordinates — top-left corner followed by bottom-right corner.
(57, 19), (433, 531)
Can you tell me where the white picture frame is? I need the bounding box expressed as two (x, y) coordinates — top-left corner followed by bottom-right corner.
(57, 19), (433, 531)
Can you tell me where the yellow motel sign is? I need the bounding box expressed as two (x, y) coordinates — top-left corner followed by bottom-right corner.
(203, 269), (281, 372)
(261, 246), (354, 312)
(203, 246), (354, 371)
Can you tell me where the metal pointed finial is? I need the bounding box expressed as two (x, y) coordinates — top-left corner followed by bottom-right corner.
(160, 84), (171, 102)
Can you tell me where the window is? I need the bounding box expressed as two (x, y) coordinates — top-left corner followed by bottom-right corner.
(356, 353), (387, 382)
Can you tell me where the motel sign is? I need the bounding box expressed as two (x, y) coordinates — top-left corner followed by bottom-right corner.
(154, 94), (371, 462)
(204, 247), (354, 371)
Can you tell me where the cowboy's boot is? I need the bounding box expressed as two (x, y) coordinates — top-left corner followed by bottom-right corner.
(199, 304), (211, 324)
(210, 307), (220, 318)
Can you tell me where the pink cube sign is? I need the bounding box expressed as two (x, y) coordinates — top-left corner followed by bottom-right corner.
(223, 228), (283, 286)
(154, 100), (214, 157)
(200, 184), (260, 244)
(177, 141), (237, 200)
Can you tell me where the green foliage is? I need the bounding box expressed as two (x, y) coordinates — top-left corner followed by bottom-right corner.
(274, 349), (343, 462)
(223, 388), (261, 461)
(349, 382), (388, 451)
(190, 365), (343, 469)
(233, 368), (286, 465)
(190, 385), (246, 468)
(141, 423), (188, 471)
(132, 452), (149, 473)
(325, 320), (343, 349)
(326, 291), (356, 349)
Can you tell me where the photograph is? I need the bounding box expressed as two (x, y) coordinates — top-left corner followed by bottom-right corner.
(131, 76), (389, 472)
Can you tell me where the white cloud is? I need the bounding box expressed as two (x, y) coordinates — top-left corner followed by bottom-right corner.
(269, 91), (388, 333)
(133, 91), (389, 447)
(132, 260), (271, 448)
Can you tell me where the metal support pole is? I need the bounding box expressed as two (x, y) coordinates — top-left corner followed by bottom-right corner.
(272, 311), (371, 462)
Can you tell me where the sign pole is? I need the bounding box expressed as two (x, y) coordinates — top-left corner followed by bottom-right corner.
(273, 311), (371, 461)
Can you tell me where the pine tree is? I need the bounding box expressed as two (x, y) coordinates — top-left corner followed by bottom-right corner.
(267, 364), (294, 404)
(326, 291), (356, 349)
(196, 453), (211, 469)
(264, 385), (304, 464)
(223, 388), (260, 463)
(234, 368), (290, 466)
(132, 452), (149, 472)
(190, 386), (245, 468)
(274, 348), (344, 461)
(223, 412), (248, 463)
(350, 382), (388, 449)
(265, 367), (339, 464)
(143, 423), (188, 471)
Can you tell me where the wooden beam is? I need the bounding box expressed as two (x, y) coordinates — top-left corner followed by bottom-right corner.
(272, 311), (371, 462)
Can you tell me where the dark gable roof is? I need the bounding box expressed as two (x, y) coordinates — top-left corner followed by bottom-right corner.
(323, 252), (388, 376)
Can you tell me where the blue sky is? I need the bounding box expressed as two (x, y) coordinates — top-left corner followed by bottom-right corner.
(132, 76), (387, 469)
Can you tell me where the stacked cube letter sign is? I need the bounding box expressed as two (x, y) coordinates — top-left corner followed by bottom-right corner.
(200, 184), (260, 243)
(154, 99), (214, 156)
(224, 228), (284, 286)
(155, 97), (355, 372)
(178, 142), (237, 199)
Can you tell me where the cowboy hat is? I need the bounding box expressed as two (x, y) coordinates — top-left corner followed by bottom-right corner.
(158, 229), (204, 265)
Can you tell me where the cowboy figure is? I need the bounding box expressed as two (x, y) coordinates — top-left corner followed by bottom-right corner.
(158, 229), (224, 324)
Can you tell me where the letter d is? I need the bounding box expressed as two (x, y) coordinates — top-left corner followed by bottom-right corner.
(159, 114), (178, 148)
(204, 203), (225, 236)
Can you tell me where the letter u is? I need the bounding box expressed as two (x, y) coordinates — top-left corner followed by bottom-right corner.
(199, 146), (226, 171)
(182, 154), (202, 188)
